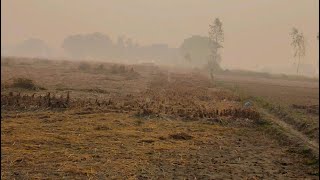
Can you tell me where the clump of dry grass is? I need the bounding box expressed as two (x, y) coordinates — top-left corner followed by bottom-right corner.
(169, 132), (193, 140)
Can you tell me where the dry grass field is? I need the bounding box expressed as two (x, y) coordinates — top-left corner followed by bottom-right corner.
(216, 74), (319, 145)
(1, 57), (319, 179)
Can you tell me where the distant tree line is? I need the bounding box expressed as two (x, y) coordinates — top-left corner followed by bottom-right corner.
(3, 38), (51, 58)
(3, 20), (317, 77)
(61, 32), (181, 64)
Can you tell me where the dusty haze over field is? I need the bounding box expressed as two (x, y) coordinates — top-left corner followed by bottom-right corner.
(1, 0), (319, 75)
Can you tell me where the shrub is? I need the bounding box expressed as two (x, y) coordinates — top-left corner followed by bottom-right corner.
(95, 64), (105, 71)
(110, 64), (127, 74)
(119, 65), (126, 73)
(110, 65), (119, 74)
(11, 78), (37, 90)
(78, 62), (91, 71)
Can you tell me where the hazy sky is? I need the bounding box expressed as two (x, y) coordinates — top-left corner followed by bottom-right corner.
(1, 0), (319, 70)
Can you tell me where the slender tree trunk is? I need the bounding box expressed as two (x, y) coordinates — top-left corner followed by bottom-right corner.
(209, 54), (214, 84)
(210, 69), (214, 81)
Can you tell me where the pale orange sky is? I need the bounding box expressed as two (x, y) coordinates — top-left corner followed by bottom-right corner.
(1, 0), (319, 71)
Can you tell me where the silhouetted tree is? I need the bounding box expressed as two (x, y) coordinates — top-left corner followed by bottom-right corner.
(208, 18), (224, 81)
(179, 35), (211, 66)
(290, 28), (306, 75)
(61, 32), (179, 64)
(62, 32), (113, 59)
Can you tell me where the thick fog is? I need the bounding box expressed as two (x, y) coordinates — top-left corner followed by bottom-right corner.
(1, 0), (319, 76)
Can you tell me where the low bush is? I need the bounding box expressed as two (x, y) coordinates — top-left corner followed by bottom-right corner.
(11, 78), (46, 90)
(11, 78), (37, 90)
(95, 64), (105, 71)
(110, 64), (126, 74)
(78, 62), (91, 71)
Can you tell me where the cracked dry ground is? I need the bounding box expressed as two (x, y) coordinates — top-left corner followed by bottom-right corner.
(1, 110), (319, 179)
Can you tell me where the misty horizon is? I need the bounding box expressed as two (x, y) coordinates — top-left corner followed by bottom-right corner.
(1, 1), (319, 179)
(1, 0), (319, 76)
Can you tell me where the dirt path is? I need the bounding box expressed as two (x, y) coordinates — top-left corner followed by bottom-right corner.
(259, 108), (319, 157)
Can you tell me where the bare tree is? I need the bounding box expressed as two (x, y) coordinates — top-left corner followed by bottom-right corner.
(208, 18), (224, 82)
(290, 28), (306, 75)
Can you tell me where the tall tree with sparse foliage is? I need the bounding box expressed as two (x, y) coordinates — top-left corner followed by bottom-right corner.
(208, 18), (224, 82)
(290, 28), (306, 75)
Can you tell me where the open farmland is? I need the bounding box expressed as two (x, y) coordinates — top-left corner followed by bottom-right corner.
(1, 57), (319, 179)
(216, 74), (319, 145)
(216, 74), (319, 105)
